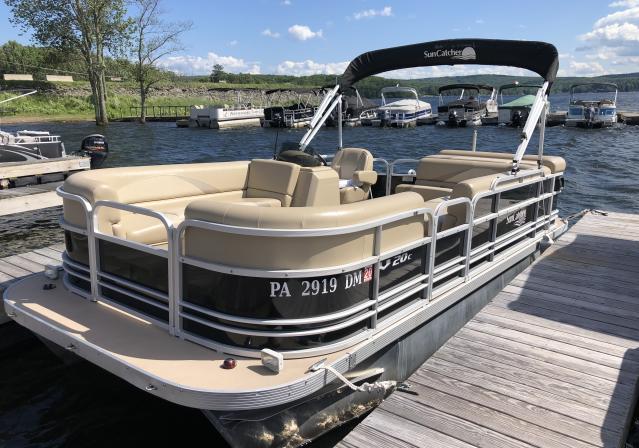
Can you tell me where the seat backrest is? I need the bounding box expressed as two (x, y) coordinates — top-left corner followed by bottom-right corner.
(291, 166), (340, 207)
(331, 148), (374, 180)
(437, 149), (566, 173)
(414, 157), (514, 188)
(244, 159), (301, 206)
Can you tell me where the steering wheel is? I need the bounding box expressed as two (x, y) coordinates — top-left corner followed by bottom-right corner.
(276, 146), (327, 167)
(308, 147), (328, 166)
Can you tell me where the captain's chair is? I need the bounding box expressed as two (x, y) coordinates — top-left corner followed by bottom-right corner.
(331, 148), (378, 204)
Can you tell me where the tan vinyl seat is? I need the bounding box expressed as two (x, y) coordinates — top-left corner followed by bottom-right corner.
(184, 191), (426, 270)
(239, 159), (301, 207)
(435, 149), (566, 173)
(331, 148), (378, 204)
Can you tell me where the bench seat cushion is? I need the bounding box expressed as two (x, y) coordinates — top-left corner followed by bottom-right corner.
(396, 184), (452, 202)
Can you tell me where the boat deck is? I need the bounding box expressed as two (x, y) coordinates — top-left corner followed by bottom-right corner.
(338, 211), (639, 448)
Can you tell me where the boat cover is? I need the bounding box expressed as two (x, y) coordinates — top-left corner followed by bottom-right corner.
(340, 39), (558, 91)
(501, 95), (536, 108)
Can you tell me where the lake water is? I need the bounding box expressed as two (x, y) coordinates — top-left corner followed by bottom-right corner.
(1, 91), (639, 447)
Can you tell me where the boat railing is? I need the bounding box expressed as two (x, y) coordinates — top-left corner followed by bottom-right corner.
(56, 166), (563, 358)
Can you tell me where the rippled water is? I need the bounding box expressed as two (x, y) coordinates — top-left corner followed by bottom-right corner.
(1, 91), (639, 447)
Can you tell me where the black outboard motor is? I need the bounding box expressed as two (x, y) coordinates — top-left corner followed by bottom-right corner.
(447, 110), (460, 127)
(80, 134), (109, 168)
(511, 110), (524, 127)
(584, 106), (596, 128)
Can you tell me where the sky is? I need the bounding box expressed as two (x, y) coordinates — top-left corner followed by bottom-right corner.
(0, 0), (638, 79)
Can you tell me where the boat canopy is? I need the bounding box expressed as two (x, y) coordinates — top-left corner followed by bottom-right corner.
(340, 39), (558, 92)
(498, 83), (542, 94)
(438, 83), (494, 93)
(501, 95), (536, 108)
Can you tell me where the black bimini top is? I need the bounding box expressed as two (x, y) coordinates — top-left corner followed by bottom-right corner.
(340, 39), (559, 92)
(438, 83), (494, 93)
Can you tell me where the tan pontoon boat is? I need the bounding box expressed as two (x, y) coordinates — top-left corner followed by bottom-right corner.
(4, 38), (566, 447)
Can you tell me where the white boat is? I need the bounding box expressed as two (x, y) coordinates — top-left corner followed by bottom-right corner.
(190, 89), (264, 128)
(371, 86), (432, 127)
(437, 84), (498, 126)
(5, 38), (564, 448)
(565, 83), (618, 128)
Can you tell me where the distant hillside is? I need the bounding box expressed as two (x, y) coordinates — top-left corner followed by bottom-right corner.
(180, 72), (639, 98)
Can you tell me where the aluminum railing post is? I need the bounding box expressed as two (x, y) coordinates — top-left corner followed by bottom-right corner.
(370, 225), (382, 329)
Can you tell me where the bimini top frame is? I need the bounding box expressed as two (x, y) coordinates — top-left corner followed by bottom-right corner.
(569, 82), (618, 104)
(438, 83), (494, 94)
(300, 39), (559, 172)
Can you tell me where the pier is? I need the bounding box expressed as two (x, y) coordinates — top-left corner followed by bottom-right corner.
(338, 211), (639, 448)
(0, 181), (62, 215)
(0, 156), (89, 189)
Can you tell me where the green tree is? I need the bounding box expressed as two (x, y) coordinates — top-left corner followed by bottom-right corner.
(210, 63), (225, 83)
(5, 0), (132, 125)
(131, 0), (191, 123)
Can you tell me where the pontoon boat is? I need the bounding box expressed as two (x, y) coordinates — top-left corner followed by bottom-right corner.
(262, 89), (321, 128)
(566, 82), (618, 128)
(437, 83), (497, 126)
(4, 39), (564, 448)
(190, 88), (265, 129)
(326, 89), (377, 127)
(371, 86), (433, 127)
(498, 83), (546, 127)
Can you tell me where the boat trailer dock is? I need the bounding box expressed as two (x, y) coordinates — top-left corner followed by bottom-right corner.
(338, 211), (639, 448)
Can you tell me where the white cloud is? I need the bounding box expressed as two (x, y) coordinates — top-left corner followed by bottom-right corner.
(566, 60), (607, 76)
(475, 18), (485, 24)
(281, 0), (291, 4)
(572, 0), (639, 75)
(581, 22), (639, 42)
(158, 52), (261, 75)
(228, 40), (238, 46)
(595, 6), (639, 26)
(275, 59), (348, 76)
(288, 24), (323, 41)
(262, 28), (280, 38)
(609, 0), (639, 7)
(353, 6), (392, 20)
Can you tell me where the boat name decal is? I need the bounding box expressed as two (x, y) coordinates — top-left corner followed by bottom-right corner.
(506, 209), (527, 227)
(424, 47), (476, 61)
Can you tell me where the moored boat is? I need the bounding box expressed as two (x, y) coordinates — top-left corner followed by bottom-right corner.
(189, 88), (265, 128)
(565, 82), (618, 128)
(4, 38), (565, 447)
(371, 86), (433, 127)
(437, 83), (497, 126)
(498, 82), (547, 127)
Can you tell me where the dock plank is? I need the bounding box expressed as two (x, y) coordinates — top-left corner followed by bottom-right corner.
(339, 212), (639, 448)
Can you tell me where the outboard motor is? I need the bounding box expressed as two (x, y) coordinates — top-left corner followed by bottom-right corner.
(511, 110), (524, 127)
(585, 106), (596, 128)
(447, 110), (460, 127)
(80, 134), (109, 168)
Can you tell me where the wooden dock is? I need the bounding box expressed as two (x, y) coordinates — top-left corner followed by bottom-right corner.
(338, 211), (639, 448)
(0, 156), (89, 189)
(0, 181), (63, 216)
(0, 244), (63, 326)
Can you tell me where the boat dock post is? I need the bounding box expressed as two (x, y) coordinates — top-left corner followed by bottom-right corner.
(338, 211), (639, 448)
